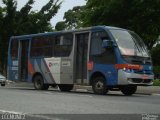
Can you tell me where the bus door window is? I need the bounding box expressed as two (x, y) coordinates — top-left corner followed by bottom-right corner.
(75, 33), (89, 84)
(90, 31), (116, 64)
(9, 39), (19, 80)
(19, 40), (29, 81)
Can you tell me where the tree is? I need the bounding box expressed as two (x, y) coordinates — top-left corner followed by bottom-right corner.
(63, 6), (85, 29)
(151, 42), (160, 78)
(151, 36), (160, 66)
(83, 0), (160, 50)
(0, 0), (62, 74)
(55, 21), (66, 31)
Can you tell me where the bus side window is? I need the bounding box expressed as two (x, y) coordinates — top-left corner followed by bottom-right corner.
(54, 33), (73, 57)
(31, 36), (53, 57)
(11, 39), (18, 59)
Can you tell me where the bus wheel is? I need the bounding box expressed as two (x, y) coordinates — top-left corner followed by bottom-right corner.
(51, 84), (58, 88)
(58, 84), (73, 92)
(1, 83), (5, 86)
(43, 84), (49, 90)
(33, 75), (49, 90)
(120, 85), (137, 96)
(92, 77), (108, 95)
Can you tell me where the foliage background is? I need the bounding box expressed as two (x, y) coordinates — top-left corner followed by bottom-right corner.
(0, 0), (160, 75)
(0, 0), (62, 74)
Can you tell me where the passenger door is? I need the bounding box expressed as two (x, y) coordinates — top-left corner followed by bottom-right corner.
(8, 39), (19, 81)
(75, 32), (89, 84)
(18, 40), (30, 81)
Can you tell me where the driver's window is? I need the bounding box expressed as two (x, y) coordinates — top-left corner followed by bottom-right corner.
(90, 31), (116, 64)
(90, 31), (110, 55)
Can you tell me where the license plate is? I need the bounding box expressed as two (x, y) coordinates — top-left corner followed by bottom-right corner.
(141, 75), (149, 79)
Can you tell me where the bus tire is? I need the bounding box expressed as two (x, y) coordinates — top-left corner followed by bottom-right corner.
(43, 84), (49, 90)
(52, 84), (58, 88)
(58, 84), (73, 92)
(1, 83), (5, 86)
(120, 85), (137, 96)
(33, 75), (49, 90)
(92, 76), (108, 95)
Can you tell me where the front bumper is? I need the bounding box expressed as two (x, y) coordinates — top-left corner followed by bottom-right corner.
(118, 69), (154, 86)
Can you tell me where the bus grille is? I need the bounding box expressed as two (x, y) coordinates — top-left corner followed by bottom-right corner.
(134, 70), (153, 75)
(131, 78), (152, 83)
(131, 60), (151, 65)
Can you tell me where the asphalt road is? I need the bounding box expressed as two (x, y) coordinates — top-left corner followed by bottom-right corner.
(0, 85), (160, 120)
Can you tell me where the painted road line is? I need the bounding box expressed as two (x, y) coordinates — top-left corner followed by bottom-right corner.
(0, 109), (24, 114)
(75, 89), (88, 92)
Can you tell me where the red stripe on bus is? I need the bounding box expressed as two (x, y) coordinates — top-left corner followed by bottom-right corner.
(28, 60), (35, 75)
(115, 64), (143, 70)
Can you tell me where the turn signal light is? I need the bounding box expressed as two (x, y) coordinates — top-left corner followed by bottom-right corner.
(87, 61), (93, 70)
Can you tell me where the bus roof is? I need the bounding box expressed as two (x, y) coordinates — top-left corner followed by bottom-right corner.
(10, 25), (125, 40)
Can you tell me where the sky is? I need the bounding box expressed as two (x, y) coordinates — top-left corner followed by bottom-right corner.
(0, 0), (86, 27)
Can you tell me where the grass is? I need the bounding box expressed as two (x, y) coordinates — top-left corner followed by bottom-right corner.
(153, 79), (160, 86)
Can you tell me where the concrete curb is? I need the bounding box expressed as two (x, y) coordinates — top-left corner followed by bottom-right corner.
(74, 85), (160, 94)
(74, 85), (160, 95)
(137, 86), (160, 94)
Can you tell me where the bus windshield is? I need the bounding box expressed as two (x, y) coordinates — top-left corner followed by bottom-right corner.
(110, 30), (149, 57)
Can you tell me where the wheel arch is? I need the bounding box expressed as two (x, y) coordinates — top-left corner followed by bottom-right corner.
(89, 71), (106, 85)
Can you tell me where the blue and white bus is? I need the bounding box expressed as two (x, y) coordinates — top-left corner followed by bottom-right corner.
(7, 26), (154, 95)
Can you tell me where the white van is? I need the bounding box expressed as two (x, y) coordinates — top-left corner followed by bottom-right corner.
(0, 73), (6, 86)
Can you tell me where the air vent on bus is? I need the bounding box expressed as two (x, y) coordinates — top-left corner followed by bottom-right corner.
(131, 78), (152, 84)
(131, 60), (151, 65)
(134, 70), (152, 75)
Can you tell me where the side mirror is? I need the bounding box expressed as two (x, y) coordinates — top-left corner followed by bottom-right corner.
(102, 40), (115, 48)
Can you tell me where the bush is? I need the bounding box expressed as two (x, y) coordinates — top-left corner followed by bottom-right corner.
(153, 66), (160, 79)
(153, 79), (160, 86)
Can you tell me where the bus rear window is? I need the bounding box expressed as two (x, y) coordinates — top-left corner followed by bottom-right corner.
(10, 39), (18, 59)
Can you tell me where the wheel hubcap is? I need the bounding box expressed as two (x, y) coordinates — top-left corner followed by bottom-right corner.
(36, 78), (41, 88)
(95, 81), (104, 89)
